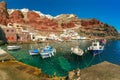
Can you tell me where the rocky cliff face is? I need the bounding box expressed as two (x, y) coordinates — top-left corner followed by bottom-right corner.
(0, 1), (119, 39)
(56, 14), (81, 28)
(0, 1), (9, 25)
(79, 19), (118, 38)
(8, 10), (25, 24)
(26, 11), (58, 31)
(55, 15), (118, 38)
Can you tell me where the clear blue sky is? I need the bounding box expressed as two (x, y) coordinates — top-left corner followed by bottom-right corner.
(4, 0), (120, 32)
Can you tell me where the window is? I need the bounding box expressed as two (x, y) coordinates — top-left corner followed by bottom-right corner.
(93, 44), (97, 46)
(9, 23), (13, 26)
(12, 30), (14, 32)
(17, 25), (19, 27)
(32, 36), (35, 39)
(7, 30), (9, 32)
(100, 47), (102, 49)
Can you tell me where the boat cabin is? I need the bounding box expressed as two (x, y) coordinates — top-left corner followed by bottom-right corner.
(91, 41), (101, 50)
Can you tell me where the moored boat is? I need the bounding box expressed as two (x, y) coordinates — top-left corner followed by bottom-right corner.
(29, 49), (39, 55)
(7, 45), (21, 51)
(87, 41), (104, 56)
(40, 45), (56, 59)
(71, 46), (84, 56)
(100, 39), (107, 45)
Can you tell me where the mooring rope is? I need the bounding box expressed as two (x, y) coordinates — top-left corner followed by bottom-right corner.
(98, 54), (102, 61)
(76, 56), (79, 67)
(86, 55), (95, 67)
(81, 54), (88, 67)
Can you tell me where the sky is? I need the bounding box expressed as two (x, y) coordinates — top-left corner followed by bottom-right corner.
(3, 0), (120, 32)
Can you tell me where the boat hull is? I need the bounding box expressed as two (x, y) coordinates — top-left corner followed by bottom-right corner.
(89, 49), (104, 56)
(40, 52), (53, 59)
(71, 47), (84, 56)
(29, 50), (39, 56)
(40, 46), (56, 59)
(40, 50), (54, 59)
(7, 46), (21, 51)
(71, 49), (84, 56)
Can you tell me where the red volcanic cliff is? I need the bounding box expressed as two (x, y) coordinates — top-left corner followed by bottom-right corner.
(0, 1), (118, 38)
(27, 11), (40, 20)
(0, 1), (9, 25)
(26, 11), (58, 31)
(81, 18), (101, 26)
(8, 10), (25, 24)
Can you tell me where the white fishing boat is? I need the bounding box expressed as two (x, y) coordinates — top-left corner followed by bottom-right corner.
(40, 45), (56, 59)
(80, 36), (86, 40)
(7, 45), (21, 51)
(71, 46), (84, 56)
(87, 41), (104, 56)
(29, 49), (39, 55)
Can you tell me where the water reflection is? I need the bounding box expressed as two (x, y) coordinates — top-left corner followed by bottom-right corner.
(1, 40), (120, 76)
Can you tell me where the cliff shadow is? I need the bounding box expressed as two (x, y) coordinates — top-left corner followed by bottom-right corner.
(0, 27), (7, 45)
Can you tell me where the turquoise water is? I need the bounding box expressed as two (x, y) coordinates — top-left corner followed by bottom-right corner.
(1, 40), (120, 76)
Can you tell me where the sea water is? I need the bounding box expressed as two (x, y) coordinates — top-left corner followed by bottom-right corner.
(1, 40), (120, 76)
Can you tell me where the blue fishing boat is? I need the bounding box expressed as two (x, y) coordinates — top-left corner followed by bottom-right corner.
(87, 41), (104, 56)
(29, 49), (39, 55)
(40, 45), (56, 59)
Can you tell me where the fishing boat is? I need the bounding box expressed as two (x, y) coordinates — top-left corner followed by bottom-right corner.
(29, 49), (39, 55)
(71, 46), (84, 56)
(7, 45), (21, 51)
(87, 41), (104, 56)
(40, 45), (56, 59)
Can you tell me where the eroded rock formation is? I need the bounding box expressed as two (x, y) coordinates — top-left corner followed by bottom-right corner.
(0, 1), (9, 25)
(0, 1), (119, 39)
